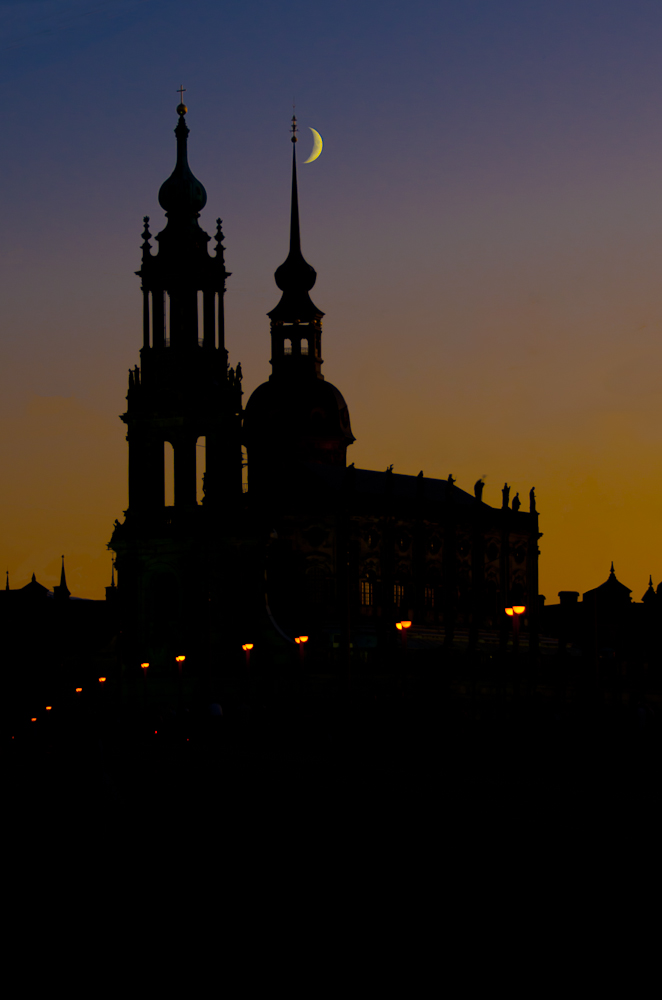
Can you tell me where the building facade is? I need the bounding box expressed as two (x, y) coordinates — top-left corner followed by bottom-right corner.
(110, 107), (541, 685)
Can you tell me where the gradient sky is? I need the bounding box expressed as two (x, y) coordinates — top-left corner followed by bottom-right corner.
(0, 0), (660, 601)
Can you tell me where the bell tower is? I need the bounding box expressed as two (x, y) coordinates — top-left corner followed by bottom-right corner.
(243, 116), (354, 496)
(110, 97), (243, 674)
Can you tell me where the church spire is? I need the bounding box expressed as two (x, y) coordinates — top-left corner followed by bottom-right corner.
(54, 554), (70, 601)
(269, 116), (323, 325)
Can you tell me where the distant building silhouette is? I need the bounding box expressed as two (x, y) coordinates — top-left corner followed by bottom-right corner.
(541, 563), (660, 686)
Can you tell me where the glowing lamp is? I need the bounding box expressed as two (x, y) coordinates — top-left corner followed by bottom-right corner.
(31, 718), (37, 722)
(175, 655), (185, 663)
(505, 608), (514, 616)
(98, 677), (107, 683)
(242, 644), (254, 651)
(400, 621), (412, 630)
(299, 636), (309, 643)
(46, 706), (52, 711)
(395, 623), (402, 631)
(141, 662), (149, 669)
(75, 687), (82, 693)
(512, 605), (526, 615)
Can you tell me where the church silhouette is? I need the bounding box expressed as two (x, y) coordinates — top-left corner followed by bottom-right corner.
(108, 102), (543, 695)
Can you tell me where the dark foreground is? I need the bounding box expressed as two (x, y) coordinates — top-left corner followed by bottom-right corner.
(8, 679), (662, 843)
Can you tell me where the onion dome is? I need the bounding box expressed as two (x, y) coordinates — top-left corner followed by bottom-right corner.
(158, 103), (207, 218)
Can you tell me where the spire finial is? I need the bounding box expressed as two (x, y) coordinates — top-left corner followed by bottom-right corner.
(177, 84), (187, 116)
(291, 112), (298, 143)
(610, 561), (615, 575)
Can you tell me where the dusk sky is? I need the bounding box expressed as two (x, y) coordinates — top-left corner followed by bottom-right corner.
(0, 0), (660, 600)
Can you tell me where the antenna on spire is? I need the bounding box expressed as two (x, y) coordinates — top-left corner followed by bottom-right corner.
(177, 84), (187, 115)
(291, 110), (298, 143)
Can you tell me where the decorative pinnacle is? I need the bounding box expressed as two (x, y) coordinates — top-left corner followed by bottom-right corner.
(141, 216), (152, 258)
(177, 84), (187, 116)
(291, 114), (298, 143)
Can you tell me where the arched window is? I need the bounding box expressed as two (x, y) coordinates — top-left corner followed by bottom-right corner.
(301, 339), (309, 355)
(284, 338), (292, 355)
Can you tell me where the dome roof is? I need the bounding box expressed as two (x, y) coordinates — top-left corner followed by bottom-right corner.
(244, 375), (354, 464)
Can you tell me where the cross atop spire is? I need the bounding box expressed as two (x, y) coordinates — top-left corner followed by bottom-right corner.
(177, 84), (187, 115)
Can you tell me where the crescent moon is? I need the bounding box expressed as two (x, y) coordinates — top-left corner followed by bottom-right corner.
(304, 127), (323, 164)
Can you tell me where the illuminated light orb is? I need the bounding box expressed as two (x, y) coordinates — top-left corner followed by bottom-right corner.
(75, 687), (82, 693)
(242, 644), (254, 651)
(46, 706), (52, 711)
(31, 718), (37, 722)
(512, 605), (526, 615)
(141, 662), (149, 669)
(175, 655), (186, 663)
(505, 608), (514, 616)
(99, 677), (107, 683)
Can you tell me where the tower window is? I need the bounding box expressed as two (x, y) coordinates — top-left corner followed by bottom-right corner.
(284, 338), (292, 355)
(301, 339), (309, 355)
(424, 586), (435, 608)
(393, 583), (404, 607)
(360, 580), (373, 606)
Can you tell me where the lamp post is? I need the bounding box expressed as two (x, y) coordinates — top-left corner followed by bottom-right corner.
(294, 635), (309, 673)
(242, 644), (254, 672)
(175, 655), (185, 713)
(395, 620), (412, 650)
(505, 605), (526, 697)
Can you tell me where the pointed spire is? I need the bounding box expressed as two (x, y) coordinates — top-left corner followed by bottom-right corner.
(289, 116), (302, 256)
(54, 555), (70, 601)
(269, 117), (323, 323)
(642, 575), (656, 604)
(610, 561), (615, 576)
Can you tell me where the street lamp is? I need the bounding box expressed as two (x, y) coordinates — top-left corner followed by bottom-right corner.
(505, 606), (526, 650)
(395, 620), (412, 650)
(242, 643), (254, 671)
(294, 635), (309, 670)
